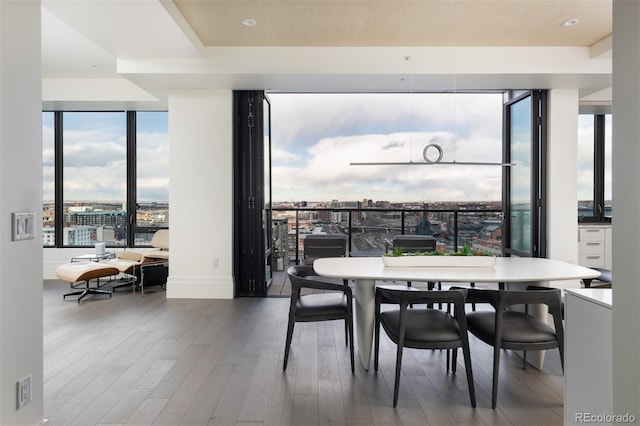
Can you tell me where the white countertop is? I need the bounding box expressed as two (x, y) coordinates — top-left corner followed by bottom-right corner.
(565, 288), (612, 309)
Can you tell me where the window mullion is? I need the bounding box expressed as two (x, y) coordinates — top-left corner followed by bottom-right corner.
(594, 114), (606, 221)
(127, 111), (137, 247)
(54, 112), (64, 248)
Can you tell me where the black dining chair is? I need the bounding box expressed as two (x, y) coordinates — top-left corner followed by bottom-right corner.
(465, 287), (564, 409)
(392, 235), (438, 287)
(392, 235), (440, 307)
(283, 265), (354, 373)
(374, 285), (476, 408)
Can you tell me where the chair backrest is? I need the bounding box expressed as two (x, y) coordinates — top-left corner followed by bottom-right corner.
(392, 235), (436, 253)
(150, 229), (169, 250)
(376, 286), (468, 319)
(287, 265), (351, 294)
(303, 234), (347, 265)
(467, 287), (562, 312)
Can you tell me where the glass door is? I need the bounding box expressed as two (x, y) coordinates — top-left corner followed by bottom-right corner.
(503, 90), (547, 257)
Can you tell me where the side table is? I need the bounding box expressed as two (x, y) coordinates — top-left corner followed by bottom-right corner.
(71, 252), (115, 262)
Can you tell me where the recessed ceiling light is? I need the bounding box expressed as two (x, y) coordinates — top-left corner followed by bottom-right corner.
(562, 18), (579, 27)
(90, 64), (103, 69)
(242, 18), (257, 27)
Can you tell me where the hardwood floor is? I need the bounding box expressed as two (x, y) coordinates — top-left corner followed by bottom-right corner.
(44, 278), (564, 425)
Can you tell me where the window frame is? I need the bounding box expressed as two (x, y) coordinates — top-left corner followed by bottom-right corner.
(44, 110), (169, 248)
(578, 112), (612, 224)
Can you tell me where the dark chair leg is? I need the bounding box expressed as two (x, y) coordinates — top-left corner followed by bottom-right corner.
(470, 282), (476, 311)
(461, 339), (476, 408)
(393, 345), (404, 407)
(491, 346), (501, 409)
(374, 314), (381, 372)
(451, 348), (458, 373)
(283, 315), (295, 370)
(348, 317), (355, 373)
(344, 319), (348, 346)
(344, 279), (350, 346)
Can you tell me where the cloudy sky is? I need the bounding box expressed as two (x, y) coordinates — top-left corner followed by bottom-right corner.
(42, 111), (169, 203)
(42, 95), (605, 205)
(270, 92), (505, 203)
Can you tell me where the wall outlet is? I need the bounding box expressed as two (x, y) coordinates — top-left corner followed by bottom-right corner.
(212, 258), (219, 268)
(17, 375), (31, 410)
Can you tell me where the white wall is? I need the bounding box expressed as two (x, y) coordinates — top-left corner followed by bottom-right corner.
(165, 90), (234, 299)
(0, 2), (44, 424)
(546, 89), (581, 289)
(612, 0), (640, 416)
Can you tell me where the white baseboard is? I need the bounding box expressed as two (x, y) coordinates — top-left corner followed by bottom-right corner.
(166, 276), (234, 299)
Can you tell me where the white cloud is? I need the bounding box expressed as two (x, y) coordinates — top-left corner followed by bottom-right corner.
(270, 93), (505, 202)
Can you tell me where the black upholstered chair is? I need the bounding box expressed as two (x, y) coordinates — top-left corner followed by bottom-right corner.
(374, 286), (476, 408)
(303, 234), (349, 287)
(392, 235), (440, 306)
(465, 287), (564, 409)
(392, 234), (436, 254)
(283, 265), (354, 373)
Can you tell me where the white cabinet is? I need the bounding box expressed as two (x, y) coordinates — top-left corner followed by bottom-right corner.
(564, 289), (612, 425)
(578, 225), (612, 269)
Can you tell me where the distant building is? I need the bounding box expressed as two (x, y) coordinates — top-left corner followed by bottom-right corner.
(67, 210), (127, 227)
(63, 225), (93, 246)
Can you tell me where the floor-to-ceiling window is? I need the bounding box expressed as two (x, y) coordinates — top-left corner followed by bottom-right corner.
(62, 112), (127, 246)
(134, 111), (170, 244)
(238, 90), (549, 293)
(43, 111), (169, 248)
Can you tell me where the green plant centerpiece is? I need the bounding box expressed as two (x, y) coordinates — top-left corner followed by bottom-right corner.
(384, 244), (491, 257)
(382, 244), (495, 267)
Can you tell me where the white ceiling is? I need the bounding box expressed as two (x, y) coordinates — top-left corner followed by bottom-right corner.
(41, 0), (613, 110)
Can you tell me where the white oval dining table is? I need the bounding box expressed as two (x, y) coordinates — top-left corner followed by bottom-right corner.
(313, 256), (600, 370)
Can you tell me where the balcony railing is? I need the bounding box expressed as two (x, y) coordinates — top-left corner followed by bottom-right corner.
(272, 206), (503, 266)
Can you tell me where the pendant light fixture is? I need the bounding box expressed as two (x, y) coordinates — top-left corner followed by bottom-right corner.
(351, 0), (514, 168)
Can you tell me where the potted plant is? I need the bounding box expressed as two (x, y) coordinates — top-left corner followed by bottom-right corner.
(274, 248), (285, 271)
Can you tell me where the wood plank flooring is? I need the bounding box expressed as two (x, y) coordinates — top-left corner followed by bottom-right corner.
(44, 278), (564, 425)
